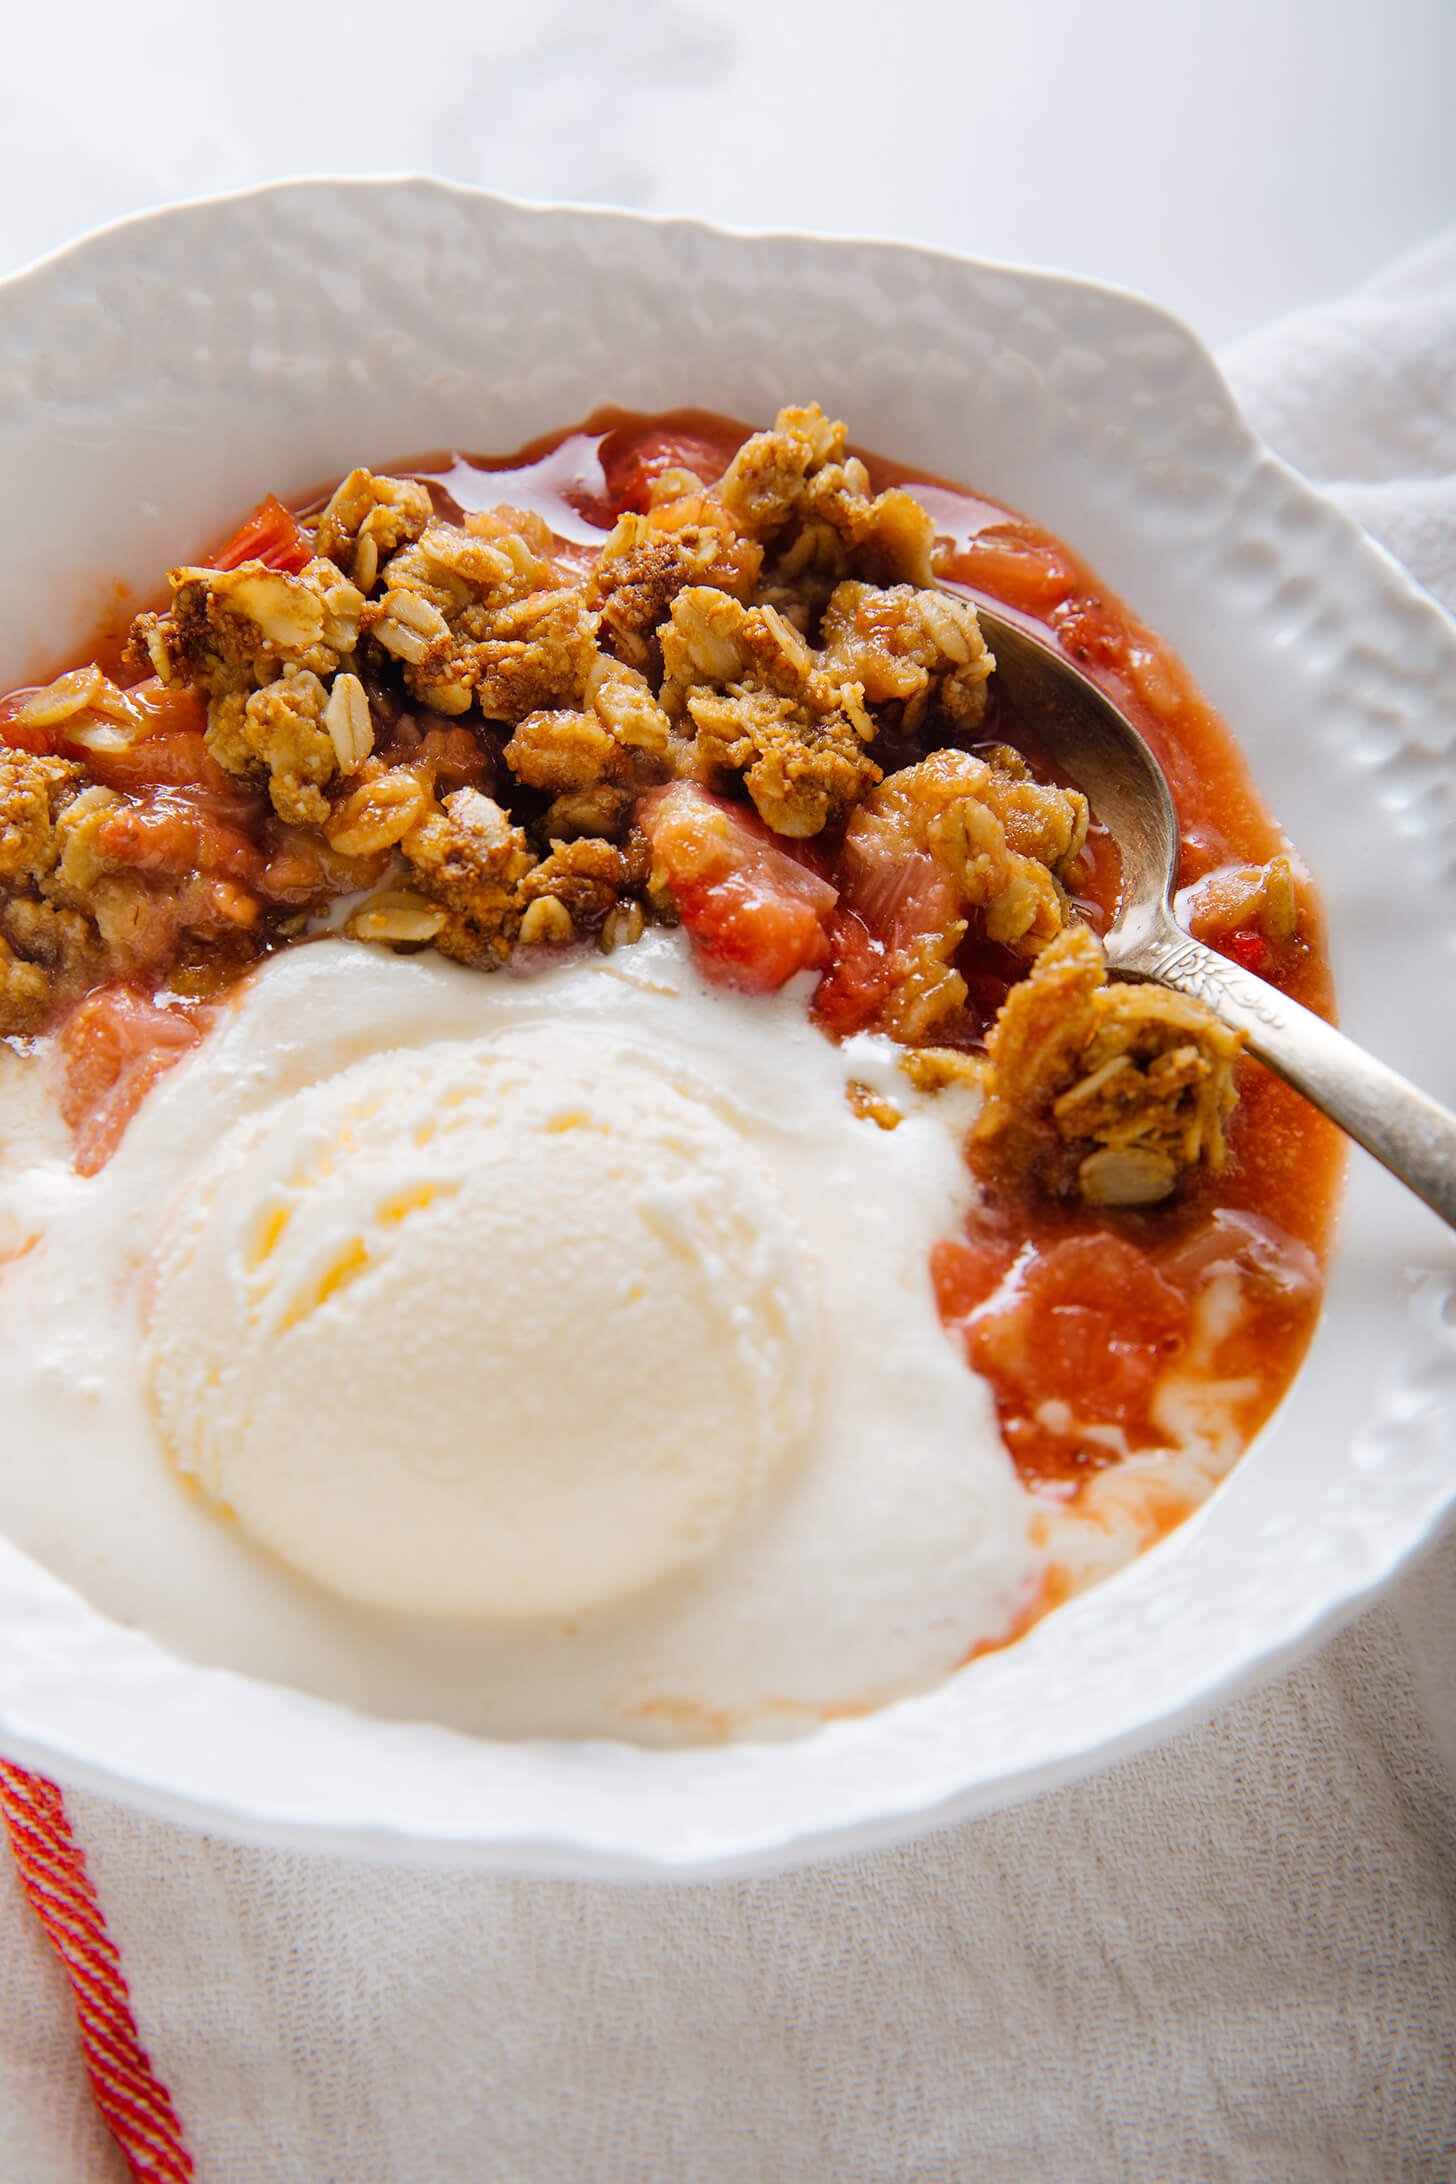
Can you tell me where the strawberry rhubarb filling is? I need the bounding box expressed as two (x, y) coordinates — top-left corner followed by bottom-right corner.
(0, 403), (1340, 1729)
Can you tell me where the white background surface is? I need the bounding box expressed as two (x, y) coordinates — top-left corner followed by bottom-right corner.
(2, 0), (1453, 344)
(0, 16), (1454, 2182)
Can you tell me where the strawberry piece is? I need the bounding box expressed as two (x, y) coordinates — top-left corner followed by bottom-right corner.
(209, 494), (312, 575)
(953, 527), (1076, 615)
(599, 422), (740, 514)
(838, 837), (955, 952)
(675, 871), (832, 994)
(1050, 591), (1129, 673)
(963, 1232), (1191, 1468)
(811, 910), (894, 1037)
(930, 1234), (1020, 1322)
(94, 793), (265, 887)
(58, 986), (203, 1175)
(0, 695), (51, 754)
(64, 728), (229, 798)
(640, 782), (837, 994)
(1224, 925), (1273, 974)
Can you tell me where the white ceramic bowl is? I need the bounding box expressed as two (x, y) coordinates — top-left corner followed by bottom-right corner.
(1, 179), (1452, 1877)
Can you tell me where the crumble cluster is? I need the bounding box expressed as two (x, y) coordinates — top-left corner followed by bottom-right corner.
(134, 412), (1019, 957)
(0, 404), (1272, 1204)
(970, 927), (1243, 1208)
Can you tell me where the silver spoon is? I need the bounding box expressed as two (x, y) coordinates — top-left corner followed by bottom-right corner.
(970, 601), (1456, 1233)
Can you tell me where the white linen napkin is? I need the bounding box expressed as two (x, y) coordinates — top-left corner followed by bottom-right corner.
(3, 234), (1454, 2184)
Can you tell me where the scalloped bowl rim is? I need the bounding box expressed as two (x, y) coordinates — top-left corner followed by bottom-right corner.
(0, 177), (1450, 1877)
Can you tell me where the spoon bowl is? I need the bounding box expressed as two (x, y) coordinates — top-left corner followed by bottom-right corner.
(970, 600), (1456, 1233)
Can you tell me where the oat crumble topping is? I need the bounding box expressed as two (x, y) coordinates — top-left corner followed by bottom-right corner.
(0, 402), (1287, 1209)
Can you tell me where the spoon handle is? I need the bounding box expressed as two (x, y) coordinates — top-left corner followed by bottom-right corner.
(1115, 927), (1456, 1232)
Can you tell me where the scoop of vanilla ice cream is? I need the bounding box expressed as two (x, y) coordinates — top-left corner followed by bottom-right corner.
(144, 1025), (815, 1621)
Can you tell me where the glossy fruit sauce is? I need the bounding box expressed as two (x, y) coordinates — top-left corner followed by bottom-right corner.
(420, 410), (1341, 1499)
(0, 409), (1342, 1518)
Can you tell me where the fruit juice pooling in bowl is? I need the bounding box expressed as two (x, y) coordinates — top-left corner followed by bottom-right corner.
(0, 403), (1340, 1743)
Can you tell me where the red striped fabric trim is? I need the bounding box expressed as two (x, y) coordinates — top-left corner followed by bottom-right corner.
(0, 1761), (193, 2183)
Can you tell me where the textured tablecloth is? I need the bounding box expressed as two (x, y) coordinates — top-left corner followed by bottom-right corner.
(2, 230), (1454, 2184)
